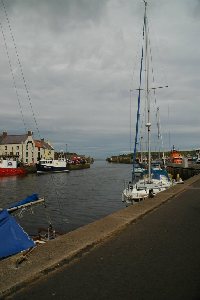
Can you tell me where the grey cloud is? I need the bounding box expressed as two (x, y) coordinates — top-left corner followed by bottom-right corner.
(0, 0), (199, 158)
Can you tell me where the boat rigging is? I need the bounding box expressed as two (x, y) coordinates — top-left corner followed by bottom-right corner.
(122, 1), (173, 205)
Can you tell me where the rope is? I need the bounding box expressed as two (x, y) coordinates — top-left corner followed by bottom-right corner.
(0, 19), (27, 131)
(147, 24), (165, 156)
(49, 173), (67, 224)
(0, 0), (41, 139)
(0, 0), (68, 229)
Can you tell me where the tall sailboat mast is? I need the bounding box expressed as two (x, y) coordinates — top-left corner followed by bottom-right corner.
(132, 5), (145, 182)
(144, 0), (151, 182)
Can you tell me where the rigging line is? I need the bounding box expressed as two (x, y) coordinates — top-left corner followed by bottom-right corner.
(1, 1), (64, 228)
(148, 38), (165, 155)
(1, 0), (41, 139)
(49, 173), (67, 224)
(43, 200), (53, 227)
(129, 89), (133, 153)
(0, 18), (27, 131)
(1, 1), (65, 230)
(132, 18), (145, 181)
(148, 26), (163, 145)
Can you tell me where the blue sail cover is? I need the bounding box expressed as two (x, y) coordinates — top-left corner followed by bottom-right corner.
(151, 169), (170, 181)
(0, 209), (35, 259)
(8, 193), (39, 209)
(143, 169), (170, 181)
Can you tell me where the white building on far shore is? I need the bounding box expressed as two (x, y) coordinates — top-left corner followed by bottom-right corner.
(0, 131), (54, 165)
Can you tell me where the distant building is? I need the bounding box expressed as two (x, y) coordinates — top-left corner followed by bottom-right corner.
(0, 131), (54, 165)
(34, 139), (54, 161)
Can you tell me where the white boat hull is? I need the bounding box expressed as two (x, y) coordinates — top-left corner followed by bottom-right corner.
(122, 186), (149, 204)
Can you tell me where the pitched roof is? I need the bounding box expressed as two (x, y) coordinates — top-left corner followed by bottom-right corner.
(0, 132), (54, 150)
(0, 134), (28, 145)
(43, 141), (54, 150)
(34, 140), (43, 148)
(34, 140), (54, 150)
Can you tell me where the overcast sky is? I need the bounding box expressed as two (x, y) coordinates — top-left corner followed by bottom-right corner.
(0, 0), (199, 158)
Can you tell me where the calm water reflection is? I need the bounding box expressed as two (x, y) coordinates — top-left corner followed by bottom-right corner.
(0, 161), (131, 235)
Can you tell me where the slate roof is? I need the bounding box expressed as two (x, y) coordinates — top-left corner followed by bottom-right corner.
(0, 132), (54, 150)
(0, 134), (28, 145)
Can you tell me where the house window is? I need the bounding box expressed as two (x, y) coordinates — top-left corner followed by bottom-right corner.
(16, 152), (19, 156)
(5, 146), (7, 150)
(16, 146), (19, 150)
(26, 152), (28, 157)
(26, 145), (28, 150)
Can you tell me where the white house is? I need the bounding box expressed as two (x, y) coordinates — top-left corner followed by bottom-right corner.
(0, 131), (54, 165)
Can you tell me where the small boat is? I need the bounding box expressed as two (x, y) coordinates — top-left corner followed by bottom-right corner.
(122, 169), (172, 204)
(170, 146), (183, 164)
(36, 153), (69, 174)
(0, 157), (26, 176)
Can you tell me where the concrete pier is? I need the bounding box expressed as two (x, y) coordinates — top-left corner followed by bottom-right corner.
(1, 174), (200, 298)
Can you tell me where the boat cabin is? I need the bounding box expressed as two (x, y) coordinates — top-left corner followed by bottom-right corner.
(0, 158), (17, 168)
(170, 146), (183, 164)
(195, 149), (200, 164)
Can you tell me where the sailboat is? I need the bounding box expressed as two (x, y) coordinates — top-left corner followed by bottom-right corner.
(122, 1), (172, 205)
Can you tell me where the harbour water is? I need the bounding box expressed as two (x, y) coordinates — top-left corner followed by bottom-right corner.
(0, 161), (131, 235)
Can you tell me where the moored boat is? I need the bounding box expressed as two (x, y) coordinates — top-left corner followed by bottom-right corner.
(36, 153), (69, 174)
(122, 1), (172, 205)
(170, 146), (183, 164)
(0, 157), (26, 176)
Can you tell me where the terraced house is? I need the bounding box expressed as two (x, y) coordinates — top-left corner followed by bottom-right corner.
(0, 131), (54, 165)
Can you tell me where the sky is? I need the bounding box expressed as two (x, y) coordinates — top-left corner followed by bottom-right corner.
(0, 0), (199, 158)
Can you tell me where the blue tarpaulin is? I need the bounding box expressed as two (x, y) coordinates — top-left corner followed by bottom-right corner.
(0, 209), (35, 259)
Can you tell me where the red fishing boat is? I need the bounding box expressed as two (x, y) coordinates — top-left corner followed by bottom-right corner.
(170, 146), (183, 164)
(0, 157), (26, 176)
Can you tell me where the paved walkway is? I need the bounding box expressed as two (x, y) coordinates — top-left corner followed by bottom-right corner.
(1, 174), (200, 299)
